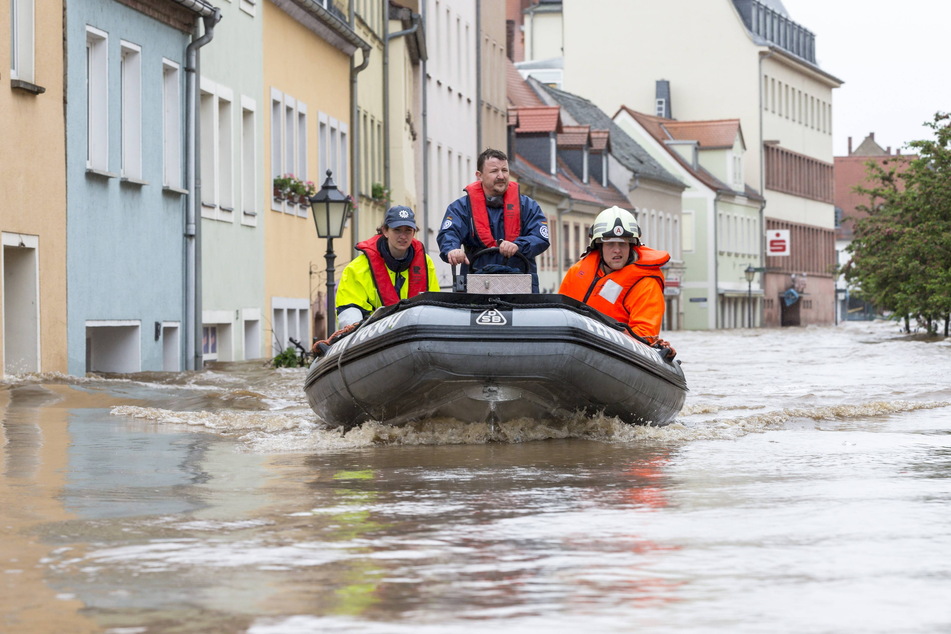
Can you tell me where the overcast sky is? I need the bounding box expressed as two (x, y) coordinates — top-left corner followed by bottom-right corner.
(785, 0), (951, 156)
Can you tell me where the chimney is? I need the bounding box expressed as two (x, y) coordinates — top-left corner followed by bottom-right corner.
(847, 136), (852, 154)
(870, 132), (875, 140)
(886, 146), (891, 155)
(655, 80), (671, 119)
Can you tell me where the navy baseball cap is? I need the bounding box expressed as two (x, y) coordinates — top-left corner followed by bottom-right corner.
(384, 205), (417, 229)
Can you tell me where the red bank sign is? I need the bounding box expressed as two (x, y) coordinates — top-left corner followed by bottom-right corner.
(766, 229), (790, 256)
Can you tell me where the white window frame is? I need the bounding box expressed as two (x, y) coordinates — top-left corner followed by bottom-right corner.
(199, 78), (235, 223)
(202, 324), (218, 361)
(10, 0), (35, 83)
(86, 26), (109, 172)
(240, 96), (258, 226)
(162, 59), (182, 189)
(120, 41), (143, 181)
(239, 0), (257, 17)
(271, 88), (309, 216)
(319, 112), (349, 194)
(218, 88), (235, 218)
(271, 297), (310, 357)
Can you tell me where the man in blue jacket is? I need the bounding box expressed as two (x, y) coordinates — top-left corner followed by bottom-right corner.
(437, 148), (550, 292)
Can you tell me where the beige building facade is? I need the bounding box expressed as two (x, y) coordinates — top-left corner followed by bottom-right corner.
(1, 0), (67, 374)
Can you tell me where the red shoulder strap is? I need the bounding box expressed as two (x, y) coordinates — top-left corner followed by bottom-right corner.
(356, 236), (430, 305)
(502, 182), (521, 242)
(406, 239), (429, 297)
(465, 181), (522, 247)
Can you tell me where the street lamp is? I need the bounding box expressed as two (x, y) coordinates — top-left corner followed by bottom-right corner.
(744, 264), (756, 328)
(309, 170), (352, 338)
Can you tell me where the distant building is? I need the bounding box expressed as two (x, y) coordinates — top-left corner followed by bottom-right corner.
(833, 132), (911, 321)
(615, 108), (764, 329)
(529, 80), (686, 328)
(511, 0), (842, 328)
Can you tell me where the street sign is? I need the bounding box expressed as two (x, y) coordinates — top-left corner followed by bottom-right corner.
(766, 229), (790, 256)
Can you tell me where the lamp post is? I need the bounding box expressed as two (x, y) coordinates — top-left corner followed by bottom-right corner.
(309, 170), (352, 338)
(744, 264), (756, 328)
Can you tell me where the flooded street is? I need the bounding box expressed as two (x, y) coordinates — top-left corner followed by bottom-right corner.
(2, 320), (950, 633)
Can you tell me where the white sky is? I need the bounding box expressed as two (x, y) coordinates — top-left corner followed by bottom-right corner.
(786, 0), (951, 156)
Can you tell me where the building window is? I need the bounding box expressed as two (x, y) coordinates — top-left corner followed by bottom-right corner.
(319, 112), (349, 194)
(240, 97), (258, 226)
(202, 325), (218, 361)
(86, 26), (109, 172)
(200, 80), (235, 222)
(271, 88), (309, 216)
(10, 0), (35, 83)
(120, 42), (142, 180)
(218, 92), (234, 216)
(162, 60), (182, 189)
(271, 298), (310, 356)
(764, 144), (833, 203)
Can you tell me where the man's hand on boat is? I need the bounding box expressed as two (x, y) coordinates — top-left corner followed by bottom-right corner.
(447, 248), (470, 265)
(497, 240), (519, 258)
(651, 337), (677, 360)
(312, 322), (360, 358)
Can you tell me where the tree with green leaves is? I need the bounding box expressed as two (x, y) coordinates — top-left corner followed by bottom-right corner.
(844, 112), (951, 336)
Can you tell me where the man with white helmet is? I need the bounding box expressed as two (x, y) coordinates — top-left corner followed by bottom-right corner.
(559, 206), (674, 355)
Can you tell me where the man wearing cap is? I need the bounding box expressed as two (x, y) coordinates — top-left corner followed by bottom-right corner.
(437, 148), (550, 292)
(335, 205), (440, 329)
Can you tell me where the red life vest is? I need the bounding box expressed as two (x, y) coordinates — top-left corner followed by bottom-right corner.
(355, 235), (429, 306)
(464, 181), (522, 247)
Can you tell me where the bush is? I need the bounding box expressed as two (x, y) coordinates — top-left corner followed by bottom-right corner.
(272, 346), (302, 368)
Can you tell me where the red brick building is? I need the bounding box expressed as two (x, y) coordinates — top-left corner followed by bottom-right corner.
(833, 133), (912, 320)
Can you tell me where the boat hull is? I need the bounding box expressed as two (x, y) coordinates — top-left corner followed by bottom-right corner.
(304, 294), (687, 429)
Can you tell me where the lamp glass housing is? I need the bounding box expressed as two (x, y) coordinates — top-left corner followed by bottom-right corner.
(309, 169), (351, 239)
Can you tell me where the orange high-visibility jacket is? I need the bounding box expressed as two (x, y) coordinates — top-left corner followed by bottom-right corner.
(559, 246), (669, 341)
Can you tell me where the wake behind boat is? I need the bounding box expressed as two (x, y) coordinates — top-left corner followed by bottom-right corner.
(304, 292), (687, 429)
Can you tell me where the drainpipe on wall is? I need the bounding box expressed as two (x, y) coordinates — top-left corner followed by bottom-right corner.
(757, 48), (774, 327)
(384, 10), (420, 196)
(475, 0), (482, 152)
(420, 0), (429, 248)
(350, 4), (370, 246)
(183, 7), (221, 371)
(712, 194), (721, 330)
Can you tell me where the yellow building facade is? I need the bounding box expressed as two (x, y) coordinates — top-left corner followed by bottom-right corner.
(0, 0), (67, 374)
(262, 1), (367, 346)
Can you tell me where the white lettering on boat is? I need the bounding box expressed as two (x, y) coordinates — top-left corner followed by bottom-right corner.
(349, 311), (406, 346)
(476, 309), (508, 325)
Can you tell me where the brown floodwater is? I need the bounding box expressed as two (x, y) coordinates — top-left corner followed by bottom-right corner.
(2, 321), (950, 633)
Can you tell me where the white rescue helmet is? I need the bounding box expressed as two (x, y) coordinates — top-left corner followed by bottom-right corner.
(590, 206), (641, 248)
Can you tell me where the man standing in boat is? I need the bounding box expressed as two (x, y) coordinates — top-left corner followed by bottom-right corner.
(437, 148), (550, 292)
(334, 205), (441, 329)
(560, 206), (675, 356)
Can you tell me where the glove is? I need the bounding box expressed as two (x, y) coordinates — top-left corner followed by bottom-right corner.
(312, 322), (359, 357)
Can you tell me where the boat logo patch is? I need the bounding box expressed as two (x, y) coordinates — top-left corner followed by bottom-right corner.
(473, 309), (511, 326)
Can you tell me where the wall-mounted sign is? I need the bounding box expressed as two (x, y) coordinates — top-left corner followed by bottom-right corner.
(766, 229), (790, 256)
